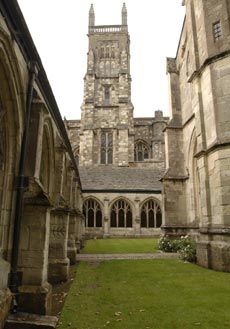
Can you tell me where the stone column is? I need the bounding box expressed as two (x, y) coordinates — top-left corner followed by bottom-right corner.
(134, 198), (141, 236)
(67, 212), (77, 264)
(103, 198), (110, 237)
(48, 208), (70, 284)
(18, 204), (52, 315)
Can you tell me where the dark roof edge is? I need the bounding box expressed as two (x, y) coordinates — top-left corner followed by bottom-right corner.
(0, 0), (81, 187)
(82, 189), (162, 194)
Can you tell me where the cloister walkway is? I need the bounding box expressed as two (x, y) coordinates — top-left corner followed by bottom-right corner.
(76, 252), (178, 261)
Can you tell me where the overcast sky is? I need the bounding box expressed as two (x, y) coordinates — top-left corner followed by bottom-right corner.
(17, 0), (185, 119)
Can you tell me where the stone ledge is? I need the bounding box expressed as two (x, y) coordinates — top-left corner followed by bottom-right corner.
(5, 312), (58, 329)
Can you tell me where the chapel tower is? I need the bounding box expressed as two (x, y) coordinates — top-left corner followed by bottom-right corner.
(80, 3), (134, 166)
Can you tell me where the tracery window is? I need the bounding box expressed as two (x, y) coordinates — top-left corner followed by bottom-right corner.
(134, 140), (149, 162)
(83, 199), (102, 228)
(110, 199), (132, 228)
(101, 131), (113, 164)
(141, 199), (162, 228)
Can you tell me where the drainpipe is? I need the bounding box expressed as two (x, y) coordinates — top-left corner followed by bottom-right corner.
(9, 61), (39, 310)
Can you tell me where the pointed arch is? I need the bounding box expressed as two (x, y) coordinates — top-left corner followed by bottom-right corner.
(140, 198), (162, 228)
(110, 198), (133, 228)
(187, 128), (201, 224)
(83, 197), (103, 228)
(134, 140), (150, 162)
(0, 29), (24, 260)
(39, 118), (55, 195)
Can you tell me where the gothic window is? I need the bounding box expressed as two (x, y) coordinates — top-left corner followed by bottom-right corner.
(83, 199), (102, 228)
(104, 85), (110, 105)
(141, 199), (162, 228)
(213, 21), (222, 41)
(101, 131), (113, 164)
(110, 199), (133, 228)
(134, 141), (149, 162)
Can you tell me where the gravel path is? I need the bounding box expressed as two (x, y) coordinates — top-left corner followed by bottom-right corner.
(76, 252), (178, 261)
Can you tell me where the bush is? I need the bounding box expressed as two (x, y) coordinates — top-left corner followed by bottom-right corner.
(158, 235), (197, 263)
(158, 235), (178, 253)
(178, 236), (196, 263)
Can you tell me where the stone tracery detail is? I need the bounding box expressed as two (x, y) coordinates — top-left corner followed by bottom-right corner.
(83, 199), (102, 228)
(110, 199), (132, 228)
(134, 140), (149, 162)
(141, 199), (162, 228)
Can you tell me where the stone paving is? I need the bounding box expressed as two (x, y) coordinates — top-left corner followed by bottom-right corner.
(76, 252), (178, 261)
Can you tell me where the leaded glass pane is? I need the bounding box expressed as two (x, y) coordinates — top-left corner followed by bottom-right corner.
(141, 211), (147, 227)
(118, 209), (125, 227)
(149, 209), (155, 228)
(156, 209), (162, 228)
(101, 148), (106, 164)
(126, 211), (132, 227)
(108, 149), (113, 164)
(111, 210), (116, 227)
(96, 210), (102, 227)
(88, 209), (94, 227)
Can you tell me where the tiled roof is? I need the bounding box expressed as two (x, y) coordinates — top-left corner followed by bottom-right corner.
(79, 166), (164, 192)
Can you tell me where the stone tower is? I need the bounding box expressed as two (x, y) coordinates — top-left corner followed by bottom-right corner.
(80, 3), (134, 167)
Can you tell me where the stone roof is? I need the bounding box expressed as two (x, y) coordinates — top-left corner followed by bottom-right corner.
(79, 166), (164, 192)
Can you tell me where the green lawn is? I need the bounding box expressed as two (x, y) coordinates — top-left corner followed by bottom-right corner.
(58, 260), (230, 329)
(82, 238), (158, 254)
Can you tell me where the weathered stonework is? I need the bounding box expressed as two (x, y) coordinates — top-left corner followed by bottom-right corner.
(163, 0), (230, 272)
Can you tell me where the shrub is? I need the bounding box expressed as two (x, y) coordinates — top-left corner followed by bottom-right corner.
(158, 235), (197, 263)
(158, 235), (177, 253)
(178, 236), (196, 263)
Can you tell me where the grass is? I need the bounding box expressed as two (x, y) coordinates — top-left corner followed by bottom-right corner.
(58, 259), (230, 329)
(82, 238), (159, 254)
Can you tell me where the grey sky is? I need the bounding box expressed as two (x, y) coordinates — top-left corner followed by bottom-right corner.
(17, 0), (185, 119)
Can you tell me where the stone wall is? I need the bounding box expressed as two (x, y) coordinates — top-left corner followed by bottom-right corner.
(163, 0), (230, 272)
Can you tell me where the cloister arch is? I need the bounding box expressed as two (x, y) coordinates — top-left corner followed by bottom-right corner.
(83, 197), (103, 228)
(39, 119), (55, 196)
(110, 198), (133, 228)
(140, 198), (162, 228)
(0, 33), (24, 259)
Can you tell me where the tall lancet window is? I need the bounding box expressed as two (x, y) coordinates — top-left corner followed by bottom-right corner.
(104, 85), (110, 106)
(101, 131), (113, 164)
